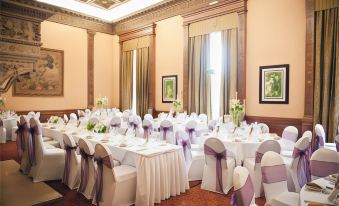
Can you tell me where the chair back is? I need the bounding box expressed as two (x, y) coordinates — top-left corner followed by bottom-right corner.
(232, 166), (255, 206)
(70, 113), (78, 121)
(28, 118), (44, 167)
(64, 114), (69, 123)
(27, 111), (35, 120)
(144, 114), (153, 121)
(312, 124), (326, 152)
(110, 116), (121, 129)
(35, 112), (40, 120)
(122, 110), (131, 122)
(78, 138), (96, 196)
(208, 120), (217, 132)
(176, 131), (192, 165)
(302, 130), (312, 143)
(198, 114), (208, 123)
(185, 120), (198, 144)
(88, 117), (99, 125)
(255, 140), (281, 167)
(142, 119), (153, 140)
(281, 126), (298, 151)
(258, 123), (269, 134)
(261, 151), (288, 202)
(190, 112), (198, 119)
(62, 134), (79, 185)
(160, 120), (174, 143)
(310, 148), (339, 180)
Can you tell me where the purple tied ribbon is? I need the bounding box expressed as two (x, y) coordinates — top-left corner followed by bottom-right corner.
(261, 164), (287, 184)
(110, 123), (121, 128)
(143, 125), (152, 140)
(254, 151), (264, 169)
(208, 120), (217, 132)
(78, 148), (94, 193)
(16, 122), (28, 159)
(313, 135), (325, 152)
(63, 141), (78, 185)
(231, 176), (255, 206)
(310, 160), (339, 177)
(160, 125), (173, 141)
(292, 146), (311, 187)
(94, 155), (115, 206)
(204, 144), (227, 193)
(0, 119), (3, 127)
(176, 135), (191, 161)
(185, 127), (196, 142)
(27, 126), (41, 166)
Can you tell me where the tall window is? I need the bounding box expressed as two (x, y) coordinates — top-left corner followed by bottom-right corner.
(131, 49), (137, 114)
(209, 32), (222, 120)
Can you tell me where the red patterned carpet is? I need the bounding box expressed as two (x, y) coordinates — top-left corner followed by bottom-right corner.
(0, 141), (265, 206)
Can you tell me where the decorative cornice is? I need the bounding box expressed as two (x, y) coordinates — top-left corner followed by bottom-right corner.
(118, 24), (156, 42)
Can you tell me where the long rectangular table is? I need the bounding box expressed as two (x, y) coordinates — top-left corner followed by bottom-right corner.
(42, 126), (189, 206)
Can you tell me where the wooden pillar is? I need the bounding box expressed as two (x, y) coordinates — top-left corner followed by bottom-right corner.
(87, 30), (96, 109)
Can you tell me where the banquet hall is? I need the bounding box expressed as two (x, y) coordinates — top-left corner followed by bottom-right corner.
(0, 0), (339, 205)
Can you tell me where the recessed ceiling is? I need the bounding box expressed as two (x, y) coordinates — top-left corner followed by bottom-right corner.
(36, 0), (165, 22)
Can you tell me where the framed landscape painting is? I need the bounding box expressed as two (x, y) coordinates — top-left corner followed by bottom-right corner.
(13, 48), (64, 96)
(259, 64), (289, 104)
(162, 75), (177, 103)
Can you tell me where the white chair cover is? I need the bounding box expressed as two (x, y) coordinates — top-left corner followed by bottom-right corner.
(88, 117), (100, 125)
(28, 118), (65, 182)
(27, 111), (35, 120)
(159, 120), (175, 144)
(35, 112), (41, 120)
(190, 112), (198, 119)
(17, 116), (31, 174)
(185, 120), (198, 144)
(310, 148), (339, 180)
(198, 114), (208, 124)
(92, 143), (136, 206)
(261, 151), (299, 206)
(258, 123), (269, 134)
(64, 114), (69, 123)
(302, 130), (312, 143)
(201, 138), (235, 194)
(243, 140), (281, 197)
(78, 138), (96, 200)
(143, 113), (153, 121)
(0, 119), (6, 144)
(232, 166), (256, 206)
(62, 133), (81, 189)
(313, 124), (326, 152)
(70, 113), (78, 121)
(142, 119), (152, 141)
(281, 126), (298, 151)
(122, 110), (132, 122)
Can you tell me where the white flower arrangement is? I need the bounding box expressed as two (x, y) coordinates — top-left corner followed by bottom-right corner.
(48, 115), (60, 124)
(171, 99), (183, 112)
(95, 96), (109, 108)
(229, 95), (245, 127)
(94, 123), (107, 133)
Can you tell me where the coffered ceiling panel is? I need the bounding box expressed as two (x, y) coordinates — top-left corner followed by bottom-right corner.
(77, 0), (129, 10)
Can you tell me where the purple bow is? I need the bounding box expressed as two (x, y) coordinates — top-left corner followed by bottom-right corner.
(160, 125), (173, 141)
(79, 148), (94, 193)
(63, 142), (78, 185)
(254, 151), (264, 169)
(310, 160), (339, 178)
(231, 176), (254, 206)
(208, 121), (217, 132)
(94, 155), (115, 205)
(262, 164), (287, 184)
(292, 146), (311, 187)
(110, 123), (121, 128)
(27, 126), (40, 166)
(313, 135), (325, 152)
(185, 127), (196, 142)
(204, 144), (227, 193)
(336, 139), (339, 152)
(176, 135), (191, 161)
(16, 122), (28, 159)
(143, 125), (152, 140)
(0, 119), (3, 127)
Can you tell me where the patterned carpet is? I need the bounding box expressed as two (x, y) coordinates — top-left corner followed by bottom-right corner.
(0, 141), (266, 206)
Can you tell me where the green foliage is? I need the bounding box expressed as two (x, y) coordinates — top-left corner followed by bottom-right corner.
(86, 122), (96, 131)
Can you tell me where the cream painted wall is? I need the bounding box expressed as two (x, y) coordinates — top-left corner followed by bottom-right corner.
(155, 16), (184, 111)
(246, 0), (306, 118)
(112, 35), (120, 108)
(4, 21), (88, 111)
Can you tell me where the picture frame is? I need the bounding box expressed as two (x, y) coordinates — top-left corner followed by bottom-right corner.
(162, 75), (177, 103)
(13, 48), (64, 97)
(259, 64), (289, 104)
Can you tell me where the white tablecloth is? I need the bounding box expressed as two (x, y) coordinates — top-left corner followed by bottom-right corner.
(300, 177), (336, 206)
(3, 118), (17, 141)
(42, 126), (189, 206)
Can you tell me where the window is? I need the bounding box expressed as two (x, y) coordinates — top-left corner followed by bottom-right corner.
(131, 49), (137, 114)
(209, 32), (222, 120)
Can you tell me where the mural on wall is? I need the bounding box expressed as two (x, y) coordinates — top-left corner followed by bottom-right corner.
(13, 48), (64, 96)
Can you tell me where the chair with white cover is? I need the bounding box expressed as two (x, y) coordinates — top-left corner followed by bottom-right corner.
(231, 166), (256, 206)
(312, 124), (326, 153)
(35, 112), (41, 120)
(283, 136), (311, 192)
(243, 140), (281, 197)
(0, 119), (6, 144)
(143, 113), (153, 121)
(63, 114), (69, 123)
(190, 112), (198, 119)
(198, 113), (208, 124)
(122, 110), (131, 122)
(302, 130), (312, 143)
(176, 131), (204, 180)
(201, 138), (235, 194)
(258, 123), (269, 134)
(310, 148), (339, 180)
(62, 133), (81, 189)
(280, 126), (298, 157)
(208, 120), (218, 132)
(185, 120), (198, 144)
(335, 129), (339, 152)
(261, 151), (299, 206)
(88, 117), (100, 125)
(78, 138), (96, 199)
(92, 143), (136, 206)
(16, 116), (31, 174)
(142, 119), (153, 141)
(159, 120), (174, 144)
(28, 118), (65, 182)
(128, 115), (142, 137)
(27, 111), (35, 120)
(109, 116), (121, 131)
(69, 113), (78, 124)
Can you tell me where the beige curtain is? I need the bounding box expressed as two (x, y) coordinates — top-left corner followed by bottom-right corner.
(120, 50), (134, 111)
(188, 34), (211, 118)
(136, 47), (149, 117)
(220, 28), (238, 115)
(313, 7), (339, 142)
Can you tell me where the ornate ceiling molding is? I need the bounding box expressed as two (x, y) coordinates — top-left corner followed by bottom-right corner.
(113, 0), (246, 33)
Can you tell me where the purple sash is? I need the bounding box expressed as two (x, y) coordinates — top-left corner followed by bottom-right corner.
(208, 120), (217, 132)
(16, 122), (28, 159)
(231, 176), (254, 206)
(128, 122), (139, 130)
(0, 119), (3, 127)
(262, 164), (287, 184)
(160, 125), (173, 141)
(255, 152), (264, 165)
(94, 155), (115, 205)
(63, 142), (78, 185)
(79, 148), (94, 193)
(204, 144), (227, 193)
(110, 123), (121, 128)
(292, 146), (311, 187)
(176, 135), (191, 161)
(185, 127), (196, 142)
(143, 125), (152, 140)
(310, 160), (339, 177)
(282, 130), (298, 142)
(27, 126), (41, 166)
(313, 135), (325, 152)
(335, 139), (339, 152)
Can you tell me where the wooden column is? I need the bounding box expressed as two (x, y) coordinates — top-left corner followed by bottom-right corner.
(87, 30), (96, 109)
(302, 0), (315, 132)
(237, 12), (247, 101)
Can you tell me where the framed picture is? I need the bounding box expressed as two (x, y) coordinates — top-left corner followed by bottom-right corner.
(259, 64), (289, 104)
(162, 75), (177, 103)
(13, 48), (64, 96)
